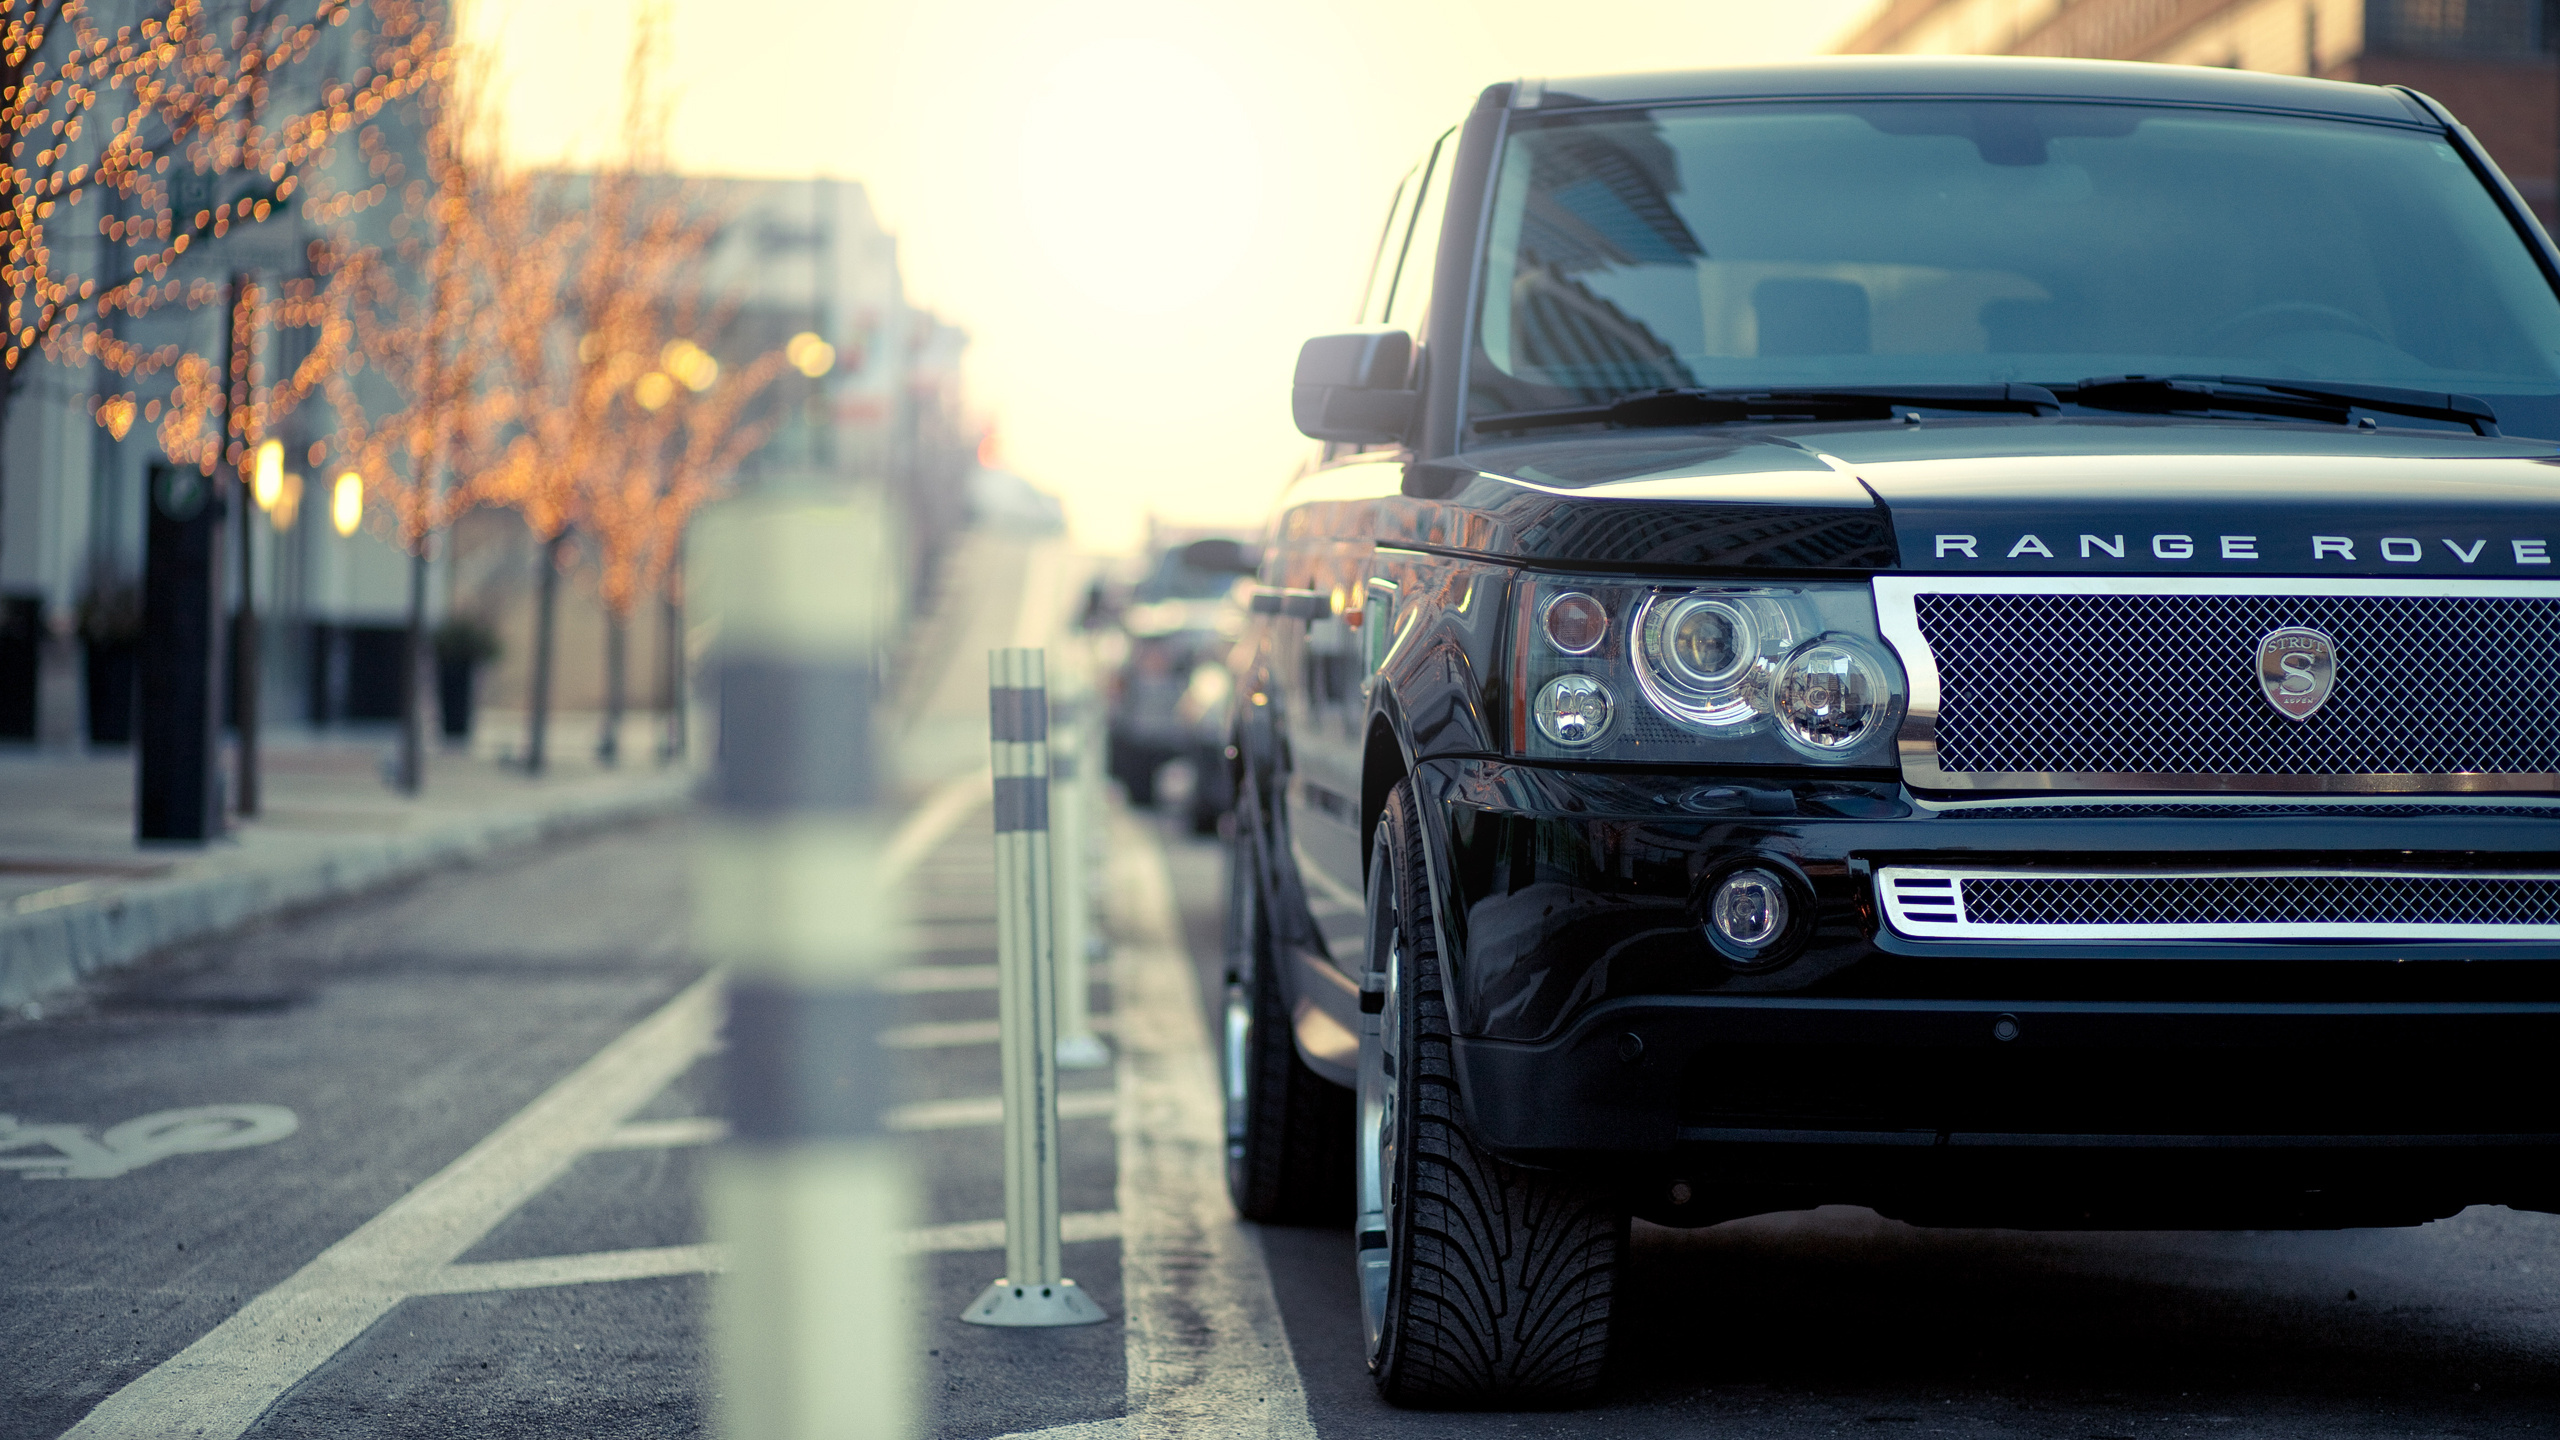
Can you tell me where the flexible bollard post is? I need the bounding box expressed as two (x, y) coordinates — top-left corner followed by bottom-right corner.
(696, 496), (912, 1437)
(964, 647), (1106, 1326)
(1051, 643), (1108, 1069)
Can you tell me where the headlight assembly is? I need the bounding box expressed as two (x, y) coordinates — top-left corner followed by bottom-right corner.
(1510, 576), (1904, 766)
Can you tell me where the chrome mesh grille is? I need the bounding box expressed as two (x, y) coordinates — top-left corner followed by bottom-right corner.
(1962, 873), (2560, 927)
(1913, 591), (2560, 776)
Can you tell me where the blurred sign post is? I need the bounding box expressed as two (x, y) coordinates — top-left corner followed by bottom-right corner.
(699, 496), (914, 1435)
(964, 647), (1106, 1326)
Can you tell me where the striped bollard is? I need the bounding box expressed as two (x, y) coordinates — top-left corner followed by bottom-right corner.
(696, 497), (913, 1437)
(1052, 644), (1109, 1069)
(963, 647), (1106, 1326)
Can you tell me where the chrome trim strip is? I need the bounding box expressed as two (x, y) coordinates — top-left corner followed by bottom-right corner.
(1912, 793), (2560, 813)
(1871, 576), (2560, 794)
(1878, 864), (2560, 941)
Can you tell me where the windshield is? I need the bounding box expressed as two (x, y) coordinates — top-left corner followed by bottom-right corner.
(1471, 101), (2560, 436)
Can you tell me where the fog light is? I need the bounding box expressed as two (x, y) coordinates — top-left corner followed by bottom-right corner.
(1709, 867), (1790, 957)
(1533, 674), (1612, 746)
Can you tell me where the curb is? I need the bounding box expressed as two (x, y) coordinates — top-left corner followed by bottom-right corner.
(0, 774), (696, 1010)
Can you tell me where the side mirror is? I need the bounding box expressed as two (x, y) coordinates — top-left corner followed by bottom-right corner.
(1180, 538), (1260, 575)
(1292, 328), (1417, 444)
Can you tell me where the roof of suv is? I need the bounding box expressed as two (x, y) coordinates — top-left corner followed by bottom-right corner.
(1524, 56), (2435, 126)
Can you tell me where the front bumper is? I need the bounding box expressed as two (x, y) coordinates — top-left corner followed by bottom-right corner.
(1453, 993), (2560, 1223)
(1417, 756), (2560, 1214)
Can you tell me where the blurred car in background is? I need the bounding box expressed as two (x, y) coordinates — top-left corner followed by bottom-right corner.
(1096, 536), (1258, 831)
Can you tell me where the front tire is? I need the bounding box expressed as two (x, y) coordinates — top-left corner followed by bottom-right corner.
(1359, 780), (1626, 1407)
(1222, 794), (1351, 1223)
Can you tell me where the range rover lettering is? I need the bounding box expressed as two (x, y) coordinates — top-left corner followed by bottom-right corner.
(1220, 58), (2560, 1407)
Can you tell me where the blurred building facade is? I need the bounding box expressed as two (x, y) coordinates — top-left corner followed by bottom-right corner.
(450, 176), (975, 731)
(1839, 0), (2560, 223)
(0, 1), (427, 749)
(0, 4), (972, 751)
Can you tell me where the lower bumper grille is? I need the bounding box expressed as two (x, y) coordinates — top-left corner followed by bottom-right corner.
(1880, 866), (2560, 940)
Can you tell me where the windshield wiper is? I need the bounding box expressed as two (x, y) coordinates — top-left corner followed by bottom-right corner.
(2057, 374), (2500, 435)
(1474, 383), (2062, 434)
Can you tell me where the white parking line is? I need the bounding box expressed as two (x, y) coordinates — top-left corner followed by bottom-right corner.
(593, 1117), (728, 1150)
(995, 812), (1318, 1440)
(61, 970), (726, 1440)
(881, 960), (1110, 993)
(416, 1243), (725, 1295)
(906, 1209), (1121, 1255)
(62, 764), (999, 1440)
(890, 1089), (1115, 1132)
(880, 1015), (1116, 1050)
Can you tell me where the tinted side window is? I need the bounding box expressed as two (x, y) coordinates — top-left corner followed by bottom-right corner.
(1383, 130), (1458, 337)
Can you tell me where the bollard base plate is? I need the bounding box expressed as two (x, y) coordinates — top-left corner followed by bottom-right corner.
(961, 1276), (1110, 1327)
(1056, 1034), (1113, 1070)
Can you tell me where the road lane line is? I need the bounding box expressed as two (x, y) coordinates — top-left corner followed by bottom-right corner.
(880, 1018), (1004, 1049)
(1103, 809), (1318, 1440)
(416, 1243), (725, 1295)
(594, 1117), (729, 1150)
(883, 766), (995, 881)
(880, 1016), (1117, 1050)
(906, 1209), (1120, 1255)
(61, 970), (725, 1440)
(61, 735), (1017, 1438)
(880, 960), (1112, 993)
(888, 1089), (1114, 1132)
(410, 1206), (1129, 1296)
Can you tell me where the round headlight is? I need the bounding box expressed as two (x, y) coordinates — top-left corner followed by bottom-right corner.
(1533, 674), (1613, 746)
(1541, 591), (1608, 655)
(1774, 640), (1891, 754)
(1664, 597), (1753, 685)
(1633, 592), (1777, 729)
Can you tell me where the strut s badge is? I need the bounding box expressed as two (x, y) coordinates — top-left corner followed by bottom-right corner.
(2256, 627), (2337, 721)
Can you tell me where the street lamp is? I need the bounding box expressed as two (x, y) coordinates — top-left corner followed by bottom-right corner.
(786, 331), (835, 378)
(252, 439), (284, 512)
(332, 471), (363, 536)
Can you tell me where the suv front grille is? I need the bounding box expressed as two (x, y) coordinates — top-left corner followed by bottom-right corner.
(1911, 590), (2560, 779)
(1880, 866), (2560, 940)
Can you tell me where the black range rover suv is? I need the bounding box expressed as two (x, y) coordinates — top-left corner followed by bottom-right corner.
(1221, 56), (2560, 1406)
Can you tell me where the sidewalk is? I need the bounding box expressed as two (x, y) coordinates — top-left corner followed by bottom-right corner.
(0, 731), (696, 1010)
(0, 525), (1090, 1014)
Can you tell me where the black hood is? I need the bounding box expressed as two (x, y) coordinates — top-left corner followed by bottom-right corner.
(1431, 419), (2560, 577)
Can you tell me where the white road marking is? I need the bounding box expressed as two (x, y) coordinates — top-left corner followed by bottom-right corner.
(0, 1105), (298, 1179)
(994, 810), (1319, 1440)
(592, 1117), (728, 1150)
(881, 964), (1001, 992)
(880, 1017), (1004, 1049)
(61, 970), (725, 1440)
(908, 1208), (1121, 1255)
(416, 1243), (725, 1295)
(12, 878), (112, 916)
(881, 960), (1110, 993)
(1109, 808), (1319, 1438)
(883, 767), (993, 880)
(889, 1089), (1115, 1132)
(60, 763), (1022, 1437)
(879, 1015), (1116, 1049)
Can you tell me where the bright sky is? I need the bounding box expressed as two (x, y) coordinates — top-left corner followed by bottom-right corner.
(465, 1), (1880, 552)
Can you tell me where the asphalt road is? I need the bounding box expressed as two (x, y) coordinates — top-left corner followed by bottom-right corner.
(10, 801), (2560, 1438)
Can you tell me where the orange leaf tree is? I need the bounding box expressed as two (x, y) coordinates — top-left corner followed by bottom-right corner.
(0, 0), (431, 548)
